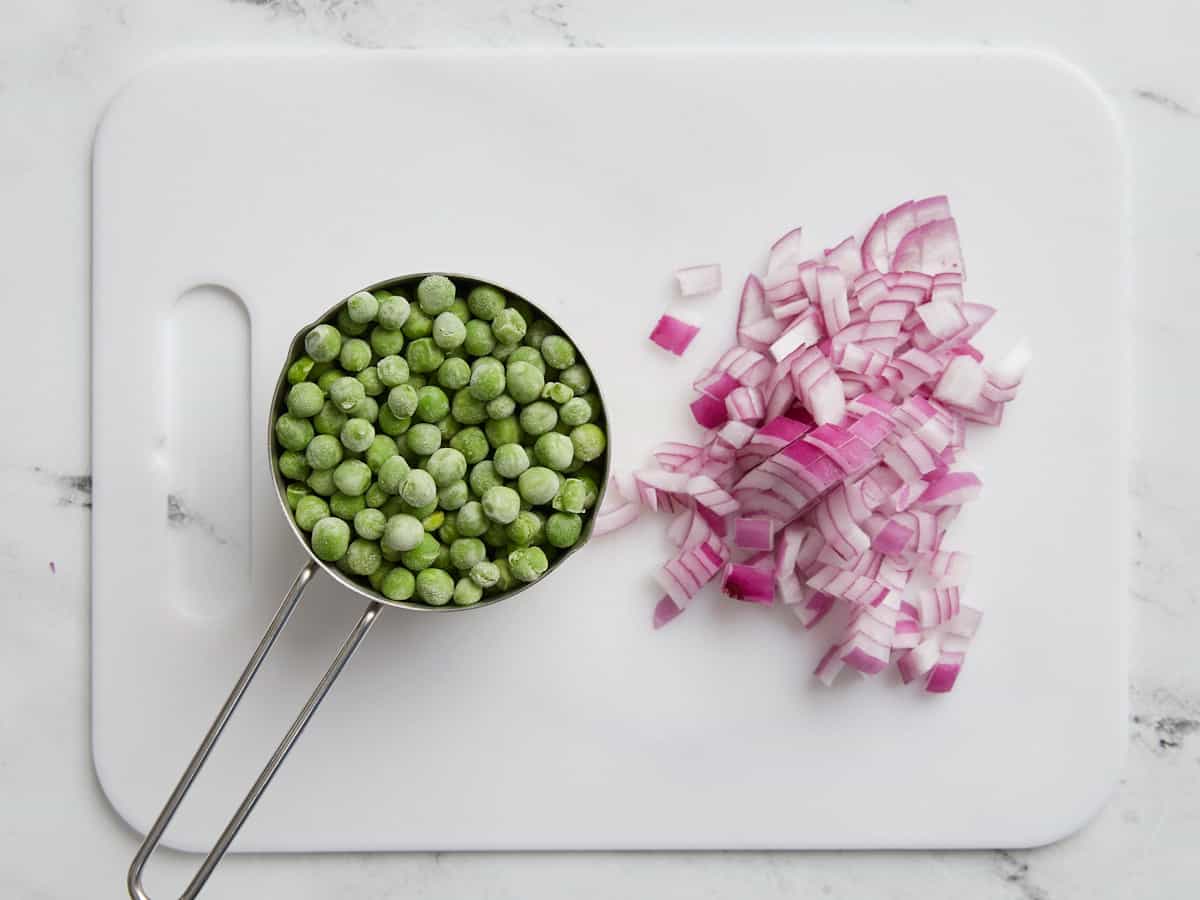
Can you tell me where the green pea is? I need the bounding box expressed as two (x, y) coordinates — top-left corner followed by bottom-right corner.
(401, 305), (432, 340)
(451, 388), (489, 425)
(347, 291), (379, 324)
(542, 382), (573, 405)
(348, 395), (379, 423)
(287, 356), (315, 385)
(279, 450), (311, 481)
(407, 337), (444, 375)
(449, 537), (486, 572)
(508, 546), (548, 583)
(436, 357), (471, 391)
(381, 566), (416, 601)
(469, 560), (500, 589)
(378, 295), (411, 331)
(483, 521), (509, 549)
(438, 479), (469, 511)
(415, 385), (450, 423)
(381, 498), (406, 521)
(400, 533), (441, 572)
(453, 577), (484, 606)
(368, 562), (393, 592)
(559, 396), (593, 427)
(517, 466), (559, 505)
(311, 517), (351, 561)
(316, 368), (347, 393)
(377, 355), (410, 388)
(519, 401), (558, 436)
(468, 357), (506, 402)
(467, 284), (506, 320)
(523, 318), (555, 350)
(540, 335), (577, 369)
(285, 482), (310, 510)
(365, 435), (399, 472)
(449, 427), (489, 464)
(364, 482), (388, 509)
(295, 495), (329, 531)
(417, 275), (456, 316)
(424, 447), (468, 487)
(339, 338), (372, 373)
(493, 443), (530, 479)
(405, 423), (441, 456)
(275, 414), (314, 452)
(481, 485), (521, 524)
(306, 434), (343, 470)
(356, 366), (384, 397)
(377, 405), (411, 437)
(468, 460), (502, 497)
(448, 299), (470, 324)
(340, 418), (375, 453)
(491, 307), (527, 345)
(305, 324), (342, 363)
(534, 432), (574, 471)
(455, 501), (488, 537)
(336, 307), (369, 338)
(483, 416), (522, 449)
(387, 383), (419, 419)
(354, 508), (387, 540)
(506, 360), (544, 404)
(313, 401), (348, 436)
(343, 539), (382, 575)
(367, 325), (404, 358)
(306, 467), (336, 497)
(463, 319), (496, 357)
(486, 394), (516, 420)
(329, 376), (365, 413)
(552, 478), (588, 514)
(560, 363), (591, 394)
(413, 567), (452, 606)
(382, 514), (424, 553)
(422, 510), (445, 532)
(506, 510), (544, 547)
(329, 491), (365, 520)
(333, 459), (371, 496)
(286, 382), (324, 418)
(571, 424), (607, 462)
(546, 512), (583, 548)
(432, 311), (467, 350)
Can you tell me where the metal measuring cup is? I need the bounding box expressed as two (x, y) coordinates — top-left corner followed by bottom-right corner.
(128, 274), (610, 899)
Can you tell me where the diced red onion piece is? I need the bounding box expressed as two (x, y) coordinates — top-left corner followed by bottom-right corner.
(733, 516), (777, 551)
(675, 264), (722, 297)
(650, 315), (700, 356)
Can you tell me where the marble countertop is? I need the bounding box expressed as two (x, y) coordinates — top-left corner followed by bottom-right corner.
(2, 0), (1197, 897)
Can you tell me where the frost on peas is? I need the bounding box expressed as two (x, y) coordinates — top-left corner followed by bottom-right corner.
(534, 432), (574, 471)
(517, 466), (559, 506)
(287, 356), (315, 385)
(558, 396), (593, 427)
(449, 537), (486, 572)
(507, 346), (545, 375)
(336, 308), (369, 338)
(369, 325), (406, 358)
(490, 307), (527, 346)
(522, 318), (555, 350)
(454, 501), (488, 537)
(286, 482), (310, 510)
(571, 424), (607, 462)
(387, 383), (419, 418)
(486, 394), (516, 420)
(449, 427), (489, 464)
(275, 414), (314, 452)
(559, 363), (592, 395)
(546, 512), (583, 549)
(305, 324), (342, 363)
(340, 418), (376, 453)
(519, 401), (558, 436)
(381, 566), (415, 601)
(505, 360), (544, 405)
(416, 568), (455, 606)
(483, 521), (509, 549)
(508, 546), (549, 583)
(451, 388), (489, 425)
(377, 355), (410, 388)
(329, 376), (365, 413)
(316, 368), (346, 393)
(378, 295), (411, 331)
(347, 291), (379, 324)
(356, 366), (384, 397)
(287, 382), (324, 418)
(492, 558), (515, 591)
(279, 449), (311, 481)
(540, 335), (577, 370)
(493, 443), (530, 479)
(417, 275), (456, 316)
(382, 513), (424, 553)
(368, 562), (393, 592)
(468, 357), (506, 402)
(401, 306), (433, 340)
(415, 385), (450, 423)
(437, 357), (471, 391)
(399, 468), (437, 507)
(552, 478), (588, 514)
(405, 423), (442, 456)
(506, 510), (544, 547)
(348, 395), (378, 424)
(467, 284), (506, 321)
(365, 435), (399, 472)
(295, 495), (330, 531)
(333, 459), (372, 496)
(306, 433), (343, 470)
(437, 479), (469, 510)
(463, 319), (496, 357)
(364, 482), (389, 509)
(484, 415), (522, 449)
(354, 508), (387, 540)
(339, 338), (371, 373)
(469, 560), (500, 589)
(436, 417), (461, 443)
(468, 460), (502, 497)
(306, 467), (336, 497)
(400, 533), (442, 572)
(344, 539), (383, 576)
(453, 578), (484, 606)
(432, 311), (467, 350)
(541, 382), (574, 405)
(377, 405), (411, 437)
(424, 447), (468, 487)
(481, 485), (522, 524)
(311, 517), (351, 561)
(377, 455), (411, 495)
(407, 337), (445, 375)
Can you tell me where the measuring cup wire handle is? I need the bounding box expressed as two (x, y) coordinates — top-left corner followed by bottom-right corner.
(127, 562), (385, 900)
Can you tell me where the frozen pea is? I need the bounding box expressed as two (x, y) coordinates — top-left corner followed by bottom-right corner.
(486, 394), (516, 419)
(313, 401), (348, 436)
(377, 355), (410, 388)
(415, 385), (450, 423)
(519, 401), (558, 436)
(381, 497), (406, 520)
(493, 443), (530, 479)
(407, 337), (445, 376)
(523, 318), (555, 350)
(305, 324), (342, 363)
(349, 395), (378, 423)
(285, 482), (310, 510)
(399, 468), (437, 507)
(438, 518), (460, 544)
(437, 357), (471, 391)
(424, 447), (467, 487)
(316, 368), (346, 393)
(275, 414), (314, 452)
(467, 284), (506, 320)
(541, 335), (577, 369)
(381, 566), (415, 601)
(287, 382), (325, 418)
(463, 319), (496, 357)
(506, 361), (545, 405)
(279, 450), (311, 481)
(491, 558), (515, 591)
(449, 427), (489, 464)
(417, 275), (456, 316)
(559, 363), (592, 395)
(559, 396), (593, 427)
(491, 307), (527, 345)
(378, 295), (411, 331)
(448, 299), (470, 324)
(354, 508), (387, 540)
(382, 513), (424, 553)
(339, 338), (371, 373)
(571, 424), (607, 462)
(481, 485), (521, 524)
(306, 467), (336, 496)
(468, 460), (502, 497)
(287, 356), (315, 385)
(340, 418), (375, 453)
(508, 546), (549, 583)
(334, 555), (356, 576)
(295, 495), (330, 531)
(416, 567), (454, 606)
(534, 432), (574, 471)
(455, 501), (488, 537)
(368, 562), (393, 592)
(423, 510), (445, 533)
(401, 305), (432, 340)
(330, 376), (365, 413)
(306, 433), (343, 470)
(541, 382), (574, 405)
(333, 459), (371, 496)
(469, 560), (500, 589)
(356, 366), (384, 397)
(364, 482), (388, 509)
(336, 307), (368, 338)
(311, 517), (351, 561)
(453, 578), (483, 606)
(483, 521), (509, 549)
(546, 512), (583, 548)
(449, 537), (486, 572)
(518, 466), (559, 505)
(468, 357), (506, 402)
(437, 479), (469, 510)
(552, 478), (588, 514)
(436, 416), (461, 442)
(405, 423), (441, 456)
(347, 291), (379, 324)
(377, 405), (411, 437)
(485, 416), (522, 449)
(404, 499), (438, 520)
(387, 383), (419, 418)
(365, 435), (399, 472)
(328, 494), (360, 520)
(400, 533), (441, 572)
(393, 432), (416, 463)
(507, 346), (545, 373)
(432, 311), (466, 350)
(506, 510), (544, 547)
(451, 388), (489, 425)
(344, 539), (382, 575)
(492, 341), (516, 362)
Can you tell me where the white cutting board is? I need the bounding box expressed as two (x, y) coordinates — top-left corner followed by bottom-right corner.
(92, 49), (1128, 852)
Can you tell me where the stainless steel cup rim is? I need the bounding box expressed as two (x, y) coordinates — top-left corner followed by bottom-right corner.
(267, 272), (612, 612)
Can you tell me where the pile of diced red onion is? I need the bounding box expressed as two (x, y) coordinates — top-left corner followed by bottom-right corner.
(597, 196), (1030, 694)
